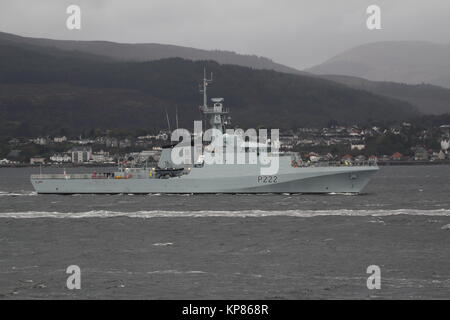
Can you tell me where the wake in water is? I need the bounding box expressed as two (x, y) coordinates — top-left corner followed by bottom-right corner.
(0, 191), (37, 197)
(1, 209), (450, 218)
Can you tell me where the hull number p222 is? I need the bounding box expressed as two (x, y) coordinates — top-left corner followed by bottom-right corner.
(257, 176), (278, 183)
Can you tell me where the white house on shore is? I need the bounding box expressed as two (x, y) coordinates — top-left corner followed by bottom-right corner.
(30, 157), (46, 165)
(351, 144), (366, 151)
(53, 136), (67, 143)
(50, 153), (72, 163)
(0, 158), (11, 165)
(91, 151), (114, 163)
(70, 147), (92, 163)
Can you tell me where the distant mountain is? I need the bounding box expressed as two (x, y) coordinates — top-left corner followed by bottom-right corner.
(307, 41), (450, 88)
(5, 32), (449, 117)
(0, 31), (303, 75)
(318, 74), (450, 115)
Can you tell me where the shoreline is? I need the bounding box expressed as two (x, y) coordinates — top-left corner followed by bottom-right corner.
(0, 163), (117, 168)
(376, 160), (450, 166)
(2, 161), (450, 168)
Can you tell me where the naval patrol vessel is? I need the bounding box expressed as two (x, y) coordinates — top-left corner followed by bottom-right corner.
(31, 73), (378, 194)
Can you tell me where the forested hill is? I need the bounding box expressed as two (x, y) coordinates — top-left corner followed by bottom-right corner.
(0, 42), (419, 137)
(0, 31), (303, 74)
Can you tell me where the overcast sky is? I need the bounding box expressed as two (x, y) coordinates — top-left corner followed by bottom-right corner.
(0, 0), (449, 69)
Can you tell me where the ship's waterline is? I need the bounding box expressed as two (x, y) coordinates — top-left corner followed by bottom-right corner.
(31, 163), (378, 194)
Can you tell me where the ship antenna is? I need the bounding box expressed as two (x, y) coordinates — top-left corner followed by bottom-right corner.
(175, 105), (179, 130)
(165, 107), (171, 132)
(199, 68), (216, 132)
(201, 67), (213, 109)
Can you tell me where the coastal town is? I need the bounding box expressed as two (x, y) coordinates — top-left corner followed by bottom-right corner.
(1, 122), (450, 167)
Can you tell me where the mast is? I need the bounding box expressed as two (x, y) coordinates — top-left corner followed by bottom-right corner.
(199, 69), (230, 133)
(201, 67), (213, 109)
(165, 107), (171, 132)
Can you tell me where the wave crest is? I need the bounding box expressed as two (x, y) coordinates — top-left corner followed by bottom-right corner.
(1, 209), (450, 219)
(0, 191), (37, 197)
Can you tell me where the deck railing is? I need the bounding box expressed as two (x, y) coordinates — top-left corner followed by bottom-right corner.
(31, 174), (96, 180)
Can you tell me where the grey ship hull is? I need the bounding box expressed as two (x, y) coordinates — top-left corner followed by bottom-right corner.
(31, 162), (378, 194)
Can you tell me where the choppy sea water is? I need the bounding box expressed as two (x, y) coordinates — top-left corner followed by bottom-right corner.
(0, 166), (449, 299)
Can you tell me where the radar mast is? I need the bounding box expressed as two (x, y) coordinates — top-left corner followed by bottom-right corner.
(199, 68), (230, 133)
